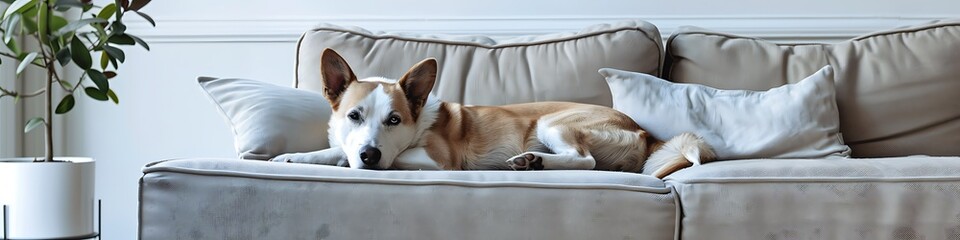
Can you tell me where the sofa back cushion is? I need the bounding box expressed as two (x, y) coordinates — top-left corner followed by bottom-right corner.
(663, 19), (960, 157)
(296, 20), (662, 106)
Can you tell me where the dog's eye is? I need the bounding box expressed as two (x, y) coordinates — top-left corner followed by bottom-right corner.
(386, 116), (401, 125)
(348, 111), (361, 122)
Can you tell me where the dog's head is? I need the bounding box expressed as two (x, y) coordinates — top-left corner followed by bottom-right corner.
(319, 49), (438, 170)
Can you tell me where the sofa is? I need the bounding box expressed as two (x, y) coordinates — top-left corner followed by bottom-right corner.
(139, 19), (960, 239)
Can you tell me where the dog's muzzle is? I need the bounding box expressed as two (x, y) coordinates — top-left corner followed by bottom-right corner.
(359, 145), (382, 169)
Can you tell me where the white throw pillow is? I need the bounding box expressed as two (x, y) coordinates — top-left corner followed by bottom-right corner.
(198, 77), (332, 160)
(600, 66), (851, 160)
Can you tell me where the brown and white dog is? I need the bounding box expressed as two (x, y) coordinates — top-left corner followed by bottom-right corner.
(271, 49), (715, 178)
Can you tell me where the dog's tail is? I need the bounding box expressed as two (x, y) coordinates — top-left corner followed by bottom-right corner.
(642, 133), (716, 178)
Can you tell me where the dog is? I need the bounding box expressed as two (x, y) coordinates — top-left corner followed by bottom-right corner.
(271, 49), (715, 178)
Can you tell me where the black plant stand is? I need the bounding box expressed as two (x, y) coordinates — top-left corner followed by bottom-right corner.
(2, 200), (100, 240)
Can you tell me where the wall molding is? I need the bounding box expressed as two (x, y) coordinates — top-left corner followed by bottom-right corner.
(122, 15), (958, 43)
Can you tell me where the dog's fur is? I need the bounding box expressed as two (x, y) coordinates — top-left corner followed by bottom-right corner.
(272, 49), (715, 178)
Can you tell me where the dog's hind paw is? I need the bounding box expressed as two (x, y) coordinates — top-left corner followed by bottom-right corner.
(507, 153), (543, 170)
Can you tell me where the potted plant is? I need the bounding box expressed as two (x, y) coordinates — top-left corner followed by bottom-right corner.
(0, 0), (152, 238)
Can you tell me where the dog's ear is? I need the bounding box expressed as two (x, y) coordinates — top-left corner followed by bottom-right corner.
(397, 58), (438, 119)
(320, 48), (357, 110)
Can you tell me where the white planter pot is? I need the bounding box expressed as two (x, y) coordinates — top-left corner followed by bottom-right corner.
(0, 157), (95, 239)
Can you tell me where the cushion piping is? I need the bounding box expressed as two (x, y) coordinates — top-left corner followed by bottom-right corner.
(143, 166), (672, 193)
(195, 77), (242, 158)
(667, 176), (960, 184)
(304, 25), (658, 49)
(293, 31), (308, 88)
(851, 21), (960, 41)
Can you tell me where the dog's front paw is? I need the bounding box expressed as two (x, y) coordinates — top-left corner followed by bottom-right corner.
(270, 153), (306, 163)
(506, 153), (543, 170)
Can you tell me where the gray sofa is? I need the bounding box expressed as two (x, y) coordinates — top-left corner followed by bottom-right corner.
(140, 19), (960, 239)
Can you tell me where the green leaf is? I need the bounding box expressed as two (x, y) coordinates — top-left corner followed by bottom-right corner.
(110, 21), (125, 35)
(54, 18), (106, 36)
(128, 34), (148, 50)
(56, 47), (71, 66)
(84, 87), (108, 101)
(103, 71), (116, 79)
(49, 15), (67, 32)
(70, 37), (92, 69)
(103, 45), (124, 63)
(99, 50), (108, 69)
(19, 1), (36, 17)
(107, 33), (134, 45)
(96, 3), (116, 20)
(2, 0), (35, 20)
(82, 3), (92, 12)
(58, 79), (73, 89)
(55, 94), (75, 114)
(16, 51), (37, 74)
(86, 69), (109, 93)
(3, 13), (21, 44)
(108, 53), (118, 69)
(18, 4), (37, 34)
(127, 0), (150, 11)
(107, 89), (118, 104)
(53, 0), (85, 9)
(91, 23), (107, 45)
(38, 0), (48, 42)
(5, 38), (20, 55)
(23, 117), (44, 133)
(20, 12), (37, 34)
(48, 36), (60, 52)
(133, 10), (154, 27)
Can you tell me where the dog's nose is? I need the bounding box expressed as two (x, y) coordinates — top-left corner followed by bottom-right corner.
(359, 146), (381, 166)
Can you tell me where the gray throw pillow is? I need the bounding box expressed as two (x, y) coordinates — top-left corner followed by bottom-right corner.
(198, 77), (332, 160)
(600, 66), (851, 160)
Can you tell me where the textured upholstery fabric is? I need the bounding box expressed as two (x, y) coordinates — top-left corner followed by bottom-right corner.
(666, 156), (960, 240)
(140, 159), (678, 240)
(146, 20), (960, 240)
(602, 66), (849, 160)
(663, 19), (960, 157)
(198, 77), (332, 160)
(295, 20), (662, 106)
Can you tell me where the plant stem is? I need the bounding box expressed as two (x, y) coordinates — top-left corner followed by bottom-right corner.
(42, 1), (54, 162)
(52, 67), (70, 92)
(0, 87), (45, 98)
(71, 72), (85, 92)
(44, 60), (53, 162)
(0, 52), (46, 68)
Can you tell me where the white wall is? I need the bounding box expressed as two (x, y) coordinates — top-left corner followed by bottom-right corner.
(9, 0), (958, 238)
(0, 51), (16, 158)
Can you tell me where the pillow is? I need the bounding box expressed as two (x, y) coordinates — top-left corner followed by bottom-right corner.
(600, 66), (851, 160)
(663, 20), (960, 157)
(295, 20), (663, 107)
(198, 77), (331, 160)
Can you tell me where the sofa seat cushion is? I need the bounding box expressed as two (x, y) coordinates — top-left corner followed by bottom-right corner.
(666, 156), (960, 240)
(141, 159), (678, 240)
